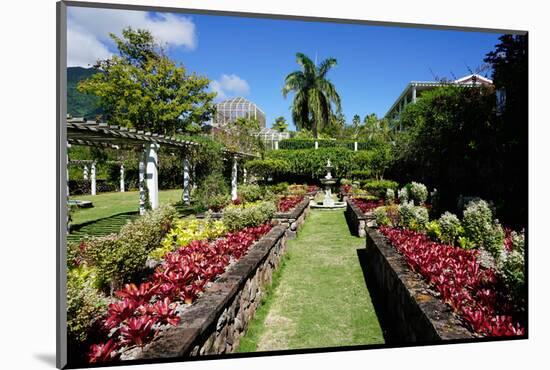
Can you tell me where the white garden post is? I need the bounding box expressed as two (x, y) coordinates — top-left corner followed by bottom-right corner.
(119, 163), (125, 192)
(83, 165), (89, 180)
(145, 143), (160, 210)
(231, 156), (238, 201)
(139, 150), (146, 215)
(243, 166), (248, 184)
(315, 141), (319, 150)
(354, 141), (358, 152)
(90, 161), (96, 195)
(183, 157), (191, 205)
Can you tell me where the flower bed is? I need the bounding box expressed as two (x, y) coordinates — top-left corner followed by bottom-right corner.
(351, 197), (384, 214)
(87, 224), (272, 364)
(379, 226), (524, 337)
(277, 195), (305, 212)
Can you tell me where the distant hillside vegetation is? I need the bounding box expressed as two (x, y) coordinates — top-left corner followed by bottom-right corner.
(67, 67), (104, 120)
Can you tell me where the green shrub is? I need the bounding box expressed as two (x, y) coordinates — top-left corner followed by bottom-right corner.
(81, 205), (178, 290)
(362, 179), (399, 198)
(223, 201), (276, 231)
(245, 158), (290, 178)
(67, 266), (107, 345)
(462, 199), (504, 256)
(486, 222), (505, 257)
(426, 220), (442, 241)
(403, 203), (429, 231)
(350, 169), (372, 180)
(462, 199), (492, 245)
(409, 181), (428, 205)
(385, 188), (396, 204)
(374, 206), (391, 227)
(397, 187), (409, 203)
(194, 173), (230, 212)
(238, 184), (265, 202)
(208, 193), (231, 212)
(438, 212), (463, 245)
(498, 231), (525, 305)
(269, 182), (289, 194)
(458, 236), (476, 250)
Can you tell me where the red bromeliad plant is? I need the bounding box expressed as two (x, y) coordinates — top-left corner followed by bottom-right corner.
(88, 339), (119, 363)
(87, 223), (272, 363)
(351, 198), (384, 214)
(379, 226), (524, 337)
(277, 196), (304, 212)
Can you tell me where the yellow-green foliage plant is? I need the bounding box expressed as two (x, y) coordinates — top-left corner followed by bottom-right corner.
(149, 217), (227, 260)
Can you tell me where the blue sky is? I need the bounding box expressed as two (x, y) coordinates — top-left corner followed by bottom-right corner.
(67, 7), (503, 130)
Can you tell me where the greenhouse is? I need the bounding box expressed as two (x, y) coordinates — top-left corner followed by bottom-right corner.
(213, 96), (266, 128)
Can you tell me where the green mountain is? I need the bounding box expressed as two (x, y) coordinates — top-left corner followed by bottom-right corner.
(67, 67), (104, 120)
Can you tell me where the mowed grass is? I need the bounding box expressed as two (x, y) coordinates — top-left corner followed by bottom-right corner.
(238, 210), (384, 352)
(69, 189), (184, 226)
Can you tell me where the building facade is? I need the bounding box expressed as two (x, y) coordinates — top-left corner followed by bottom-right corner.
(384, 74), (493, 128)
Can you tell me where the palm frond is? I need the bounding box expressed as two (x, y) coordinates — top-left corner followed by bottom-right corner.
(318, 57), (337, 79)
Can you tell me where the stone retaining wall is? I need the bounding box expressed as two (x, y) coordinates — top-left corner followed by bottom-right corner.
(344, 198), (375, 237)
(272, 197), (310, 239)
(364, 226), (475, 343)
(122, 202), (310, 361)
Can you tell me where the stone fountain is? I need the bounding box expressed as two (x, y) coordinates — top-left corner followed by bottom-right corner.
(311, 159), (346, 209)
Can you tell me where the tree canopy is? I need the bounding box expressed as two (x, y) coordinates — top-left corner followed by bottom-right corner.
(282, 53), (342, 138)
(78, 28), (216, 135)
(272, 116), (289, 132)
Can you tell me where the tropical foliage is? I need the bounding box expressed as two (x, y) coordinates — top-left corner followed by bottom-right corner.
(282, 52), (342, 138)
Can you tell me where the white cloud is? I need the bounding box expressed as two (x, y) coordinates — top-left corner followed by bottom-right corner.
(67, 27), (112, 67)
(67, 7), (197, 67)
(211, 74), (251, 100)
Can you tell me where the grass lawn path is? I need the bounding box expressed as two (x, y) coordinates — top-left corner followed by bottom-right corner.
(238, 209), (384, 352)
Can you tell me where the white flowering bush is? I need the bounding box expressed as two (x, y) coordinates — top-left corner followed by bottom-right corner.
(398, 201), (428, 231)
(385, 188), (396, 204)
(409, 181), (428, 205)
(498, 231), (525, 305)
(438, 212), (463, 244)
(397, 187), (409, 203)
(462, 199), (504, 257)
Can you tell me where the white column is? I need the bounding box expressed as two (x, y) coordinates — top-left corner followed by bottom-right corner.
(412, 86), (417, 103)
(231, 156), (238, 201)
(119, 164), (125, 192)
(139, 149), (146, 215)
(243, 166), (248, 184)
(315, 141), (319, 150)
(274, 140), (279, 150)
(83, 165), (89, 180)
(354, 141), (358, 152)
(90, 161), (96, 195)
(145, 143), (159, 210)
(192, 164), (197, 190)
(183, 157), (191, 205)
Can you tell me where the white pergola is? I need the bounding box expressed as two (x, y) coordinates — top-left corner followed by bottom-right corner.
(66, 120), (255, 224)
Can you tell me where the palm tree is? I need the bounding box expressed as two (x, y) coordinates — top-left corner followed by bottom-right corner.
(282, 53), (342, 138)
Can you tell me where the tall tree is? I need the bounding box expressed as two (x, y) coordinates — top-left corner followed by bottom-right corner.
(78, 28), (216, 135)
(351, 114), (361, 138)
(282, 53), (342, 138)
(272, 116), (289, 132)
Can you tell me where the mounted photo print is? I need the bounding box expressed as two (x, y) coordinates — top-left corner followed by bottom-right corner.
(56, 1), (528, 368)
